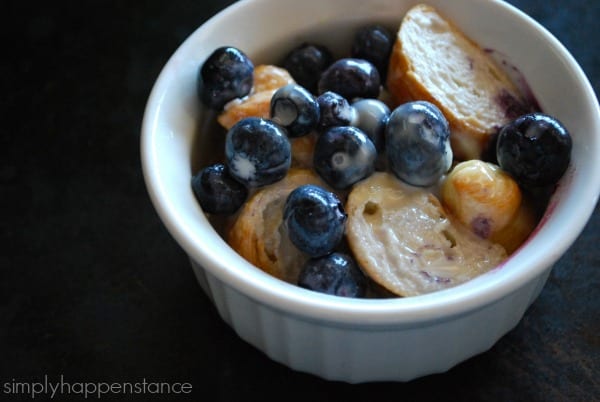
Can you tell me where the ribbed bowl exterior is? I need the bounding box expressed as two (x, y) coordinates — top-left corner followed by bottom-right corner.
(191, 259), (550, 383)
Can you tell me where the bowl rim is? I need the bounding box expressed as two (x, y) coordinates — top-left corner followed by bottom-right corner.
(141, 0), (600, 326)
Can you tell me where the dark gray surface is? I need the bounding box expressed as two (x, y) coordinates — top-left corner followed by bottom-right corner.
(1, 0), (598, 400)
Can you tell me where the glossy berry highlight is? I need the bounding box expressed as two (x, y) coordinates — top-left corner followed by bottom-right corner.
(225, 117), (291, 188)
(496, 113), (572, 187)
(270, 84), (320, 137)
(351, 24), (394, 80)
(198, 46), (254, 110)
(318, 58), (381, 101)
(385, 101), (452, 186)
(316, 91), (357, 130)
(282, 42), (333, 94)
(191, 163), (248, 215)
(283, 184), (347, 257)
(313, 126), (377, 189)
(298, 252), (367, 298)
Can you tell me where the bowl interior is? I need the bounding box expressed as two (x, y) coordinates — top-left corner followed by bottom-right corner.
(141, 0), (600, 325)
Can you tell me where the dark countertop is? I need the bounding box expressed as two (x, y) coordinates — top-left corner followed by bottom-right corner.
(1, 0), (598, 400)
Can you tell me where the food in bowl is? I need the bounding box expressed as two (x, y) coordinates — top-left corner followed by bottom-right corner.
(190, 3), (572, 298)
(142, 0), (599, 383)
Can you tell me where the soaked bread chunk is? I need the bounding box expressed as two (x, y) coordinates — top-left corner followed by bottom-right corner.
(345, 172), (507, 296)
(386, 4), (530, 160)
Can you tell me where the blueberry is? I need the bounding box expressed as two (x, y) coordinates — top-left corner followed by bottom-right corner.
(283, 184), (347, 257)
(316, 91), (358, 130)
(352, 98), (390, 153)
(385, 101), (452, 187)
(298, 252), (366, 298)
(191, 163), (248, 215)
(351, 24), (394, 81)
(314, 126), (377, 189)
(318, 58), (381, 101)
(496, 113), (572, 187)
(198, 46), (254, 110)
(270, 84), (320, 137)
(225, 117), (291, 187)
(282, 42), (333, 94)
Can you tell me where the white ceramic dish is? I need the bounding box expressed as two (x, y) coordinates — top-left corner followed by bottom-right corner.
(141, 0), (600, 382)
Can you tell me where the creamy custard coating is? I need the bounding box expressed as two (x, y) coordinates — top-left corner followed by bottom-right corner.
(346, 172), (507, 296)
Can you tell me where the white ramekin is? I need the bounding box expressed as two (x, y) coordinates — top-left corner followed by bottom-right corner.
(141, 0), (600, 382)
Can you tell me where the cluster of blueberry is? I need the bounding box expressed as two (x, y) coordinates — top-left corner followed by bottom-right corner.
(283, 184), (366, 297)
(191, 24), (572, 297)
(192, 25), (405, 297)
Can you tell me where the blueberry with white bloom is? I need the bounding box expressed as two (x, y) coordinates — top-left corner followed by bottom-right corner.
(298, 252), (366, 298)
(318, 58), (381, 101)
(352, 98), (390, 153)
(191, 163), (247, 215)
(198, 46), (254, 110)
(225, 117), (291, 188)
(314, 126), (377, 190)
(316, 91), (358, 130)
(270, 84), (320, 137)
(385, 101), (452, 187)
(283, 185), (346, 257)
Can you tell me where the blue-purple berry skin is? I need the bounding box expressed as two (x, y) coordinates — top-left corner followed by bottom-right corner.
(198, 46), (254, 110)
(318, 58), (381, 101)
(496, 113), (572, 187)
(351, 25), (394, 81)
(385, 101), (452, 187)
(313, 126), (377, 190)
(191, 163), (248, 215)
(298, 252), (367, 298)
(270, 84), (320, 137)
(282, 43), (333, 94)
(316, 91), (357, 130)
(225, 117), (291, 188)
(283, 184), (347, 257)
